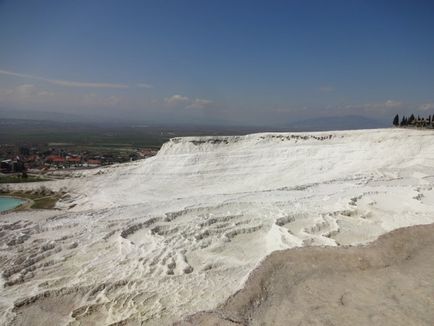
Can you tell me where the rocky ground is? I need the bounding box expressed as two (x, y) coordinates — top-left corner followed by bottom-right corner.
(1, 129), (434, 325)
(179, 223), (434, 326)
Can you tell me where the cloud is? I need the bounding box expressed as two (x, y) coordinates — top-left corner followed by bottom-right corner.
(419, 102), (434, 111)
(383, 99), (402, 108)
(319, 85), (335, 93)
(186, 98), (213, 109)
(47, 79), (128, 89)
(81, 93), (123, 107)
(0, 69), (128, 89)
(164, 94), (213, 109)
(0, 83), (125, 109)
(10, 84), (38, 98)
(0, 84), (54, 100)
(344, 99), (403, 115)
(164, 94), (191, 106)
(360, 99), (402, 109)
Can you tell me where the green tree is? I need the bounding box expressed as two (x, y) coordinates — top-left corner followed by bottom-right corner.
(408, 114), (415, 125)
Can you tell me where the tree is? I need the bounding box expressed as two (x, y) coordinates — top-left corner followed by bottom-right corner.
(401, 116), (407, 126)
(393, 114), (399, 126)
(408, 114), (415, 125)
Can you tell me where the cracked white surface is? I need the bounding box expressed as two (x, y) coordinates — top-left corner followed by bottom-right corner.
(1, 128), (434, 325)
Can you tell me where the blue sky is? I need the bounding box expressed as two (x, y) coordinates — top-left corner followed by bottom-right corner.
(0, 0), (433, 125)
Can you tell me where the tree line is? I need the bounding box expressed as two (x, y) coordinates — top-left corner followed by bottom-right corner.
(393, 114), (434, 128)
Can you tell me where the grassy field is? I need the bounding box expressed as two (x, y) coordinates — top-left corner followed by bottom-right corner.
(0, 175), (50, 184)
(0, 120), (169, 148)
(0, 118), (266, 148)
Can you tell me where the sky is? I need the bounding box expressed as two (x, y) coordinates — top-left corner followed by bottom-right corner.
(0, 0), (434, 126)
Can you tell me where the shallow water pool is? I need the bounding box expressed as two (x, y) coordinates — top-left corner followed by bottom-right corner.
(0, 197), (25, 212)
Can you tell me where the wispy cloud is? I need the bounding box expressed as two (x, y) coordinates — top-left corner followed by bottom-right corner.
(419, 102), (434, 111)
(0, 83), (126, 109)
(319, 85), (335, 93)
(187, 98), (213, 109)
(0, 69), (129, 89)
(0, 84), (54, 99)
(164, 94), (191, 107)
(345, 99), (403, 114)
(164, 94), (213, 109)
(383, 99), (402, 108)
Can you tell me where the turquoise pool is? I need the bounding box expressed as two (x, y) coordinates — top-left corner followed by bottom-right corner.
(0, 197), (25, 212)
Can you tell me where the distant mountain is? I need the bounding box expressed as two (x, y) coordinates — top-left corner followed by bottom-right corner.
(0, 108), (389, 132)
(285, 115), (388, 132)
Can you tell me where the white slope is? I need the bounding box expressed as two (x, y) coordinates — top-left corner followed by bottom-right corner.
(1, 128), (434, 325)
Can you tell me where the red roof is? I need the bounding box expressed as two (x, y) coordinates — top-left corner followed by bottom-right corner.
(66, 157), (81, 163)
(46, 155), (65, 163)
(87, 159), (101, 165)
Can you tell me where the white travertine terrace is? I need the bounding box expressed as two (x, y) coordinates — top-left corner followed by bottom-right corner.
(1, 128), (434, 325)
